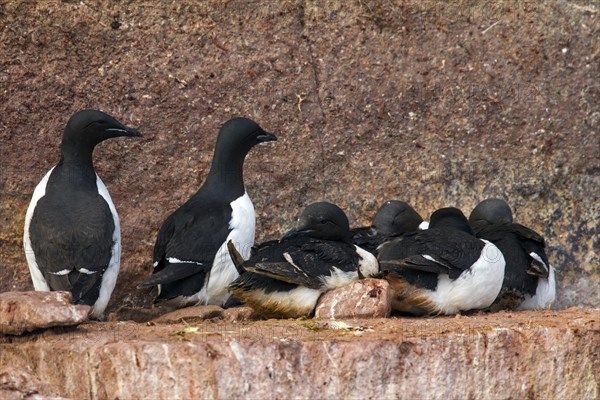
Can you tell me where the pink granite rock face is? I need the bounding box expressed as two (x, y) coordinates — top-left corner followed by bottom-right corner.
(0, 310), (597, 399)
(0, 367), (50, 400)
(314, 279), (392, 319)
(0, 291), (90, 335)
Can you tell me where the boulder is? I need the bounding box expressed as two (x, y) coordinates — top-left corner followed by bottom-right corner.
(222, 306), (261, 322)
(314, 279), (392, 319)
(0, 291), (90, 335)
(152, 305), (225, 324)
(152, 305), (260, 324)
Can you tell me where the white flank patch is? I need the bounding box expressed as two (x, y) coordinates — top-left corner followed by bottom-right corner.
(49, 269), (71, 276)
(517, 265), (556, 310)
(198, 192), (255, 306)
(426, 239), (506, 314)
(419, 221), (430, 230)
(354, 245), (379, 277)
(23, 167), (54, 291)
(91, 175), (121, 319)
(320, 266), (358, 290)
(166, 257), (203, 266)
(252, 286), (322, 316)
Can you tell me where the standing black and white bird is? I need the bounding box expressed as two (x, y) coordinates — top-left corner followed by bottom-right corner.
(139, 118), (276, 308)
(227, 202), (379, 318)
(378, 207), (506, 315)
(351, 200), (424, 254)
(23, 110), (142, 319)
(469, 198), (555, 310)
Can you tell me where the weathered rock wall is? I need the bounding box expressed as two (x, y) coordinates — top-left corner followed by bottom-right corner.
(0, 1), (598, 311)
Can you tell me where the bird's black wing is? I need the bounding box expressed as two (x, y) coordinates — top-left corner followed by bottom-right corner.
(511, 223), (546, 245)
(151, 208), (178, 272)
(29, 193), (115, 305)
(235, 239), (305, 286)
(164, 201), (234, 262)
(247, 240), (359, 289)
(378, 230), (484, 279)
(475, 223), (549, 278)
(144, 199), (233, 293)
(511, 223), (550, 277)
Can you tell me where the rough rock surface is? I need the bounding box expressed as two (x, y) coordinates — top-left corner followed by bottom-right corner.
(152, 305), (259, 324)
(0, 1), (598, 315)
(0, 291), (90, 335)
(315, 278), (391, 319)
(0, 309), (598, 399)
(0, 367), (58, 400)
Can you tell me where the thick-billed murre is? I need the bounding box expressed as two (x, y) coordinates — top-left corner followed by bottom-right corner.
(227, 201), (379, 318)
(378, 207), (506, 315)
(469, 198), (555, 310)
(23, 109), (141, 319)
(351, 200), (424, 254)
(139, 118), (276, 308)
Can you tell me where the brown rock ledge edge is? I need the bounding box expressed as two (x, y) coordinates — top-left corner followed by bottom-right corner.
(0, 291), (90, 335)
(0, 308), (598, 399)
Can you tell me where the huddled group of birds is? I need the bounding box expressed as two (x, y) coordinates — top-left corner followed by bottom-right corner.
(23, 110), (556, 320)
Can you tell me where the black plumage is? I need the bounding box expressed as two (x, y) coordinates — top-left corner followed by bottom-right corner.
(144, 200), (236, 298)
(379, 208), (483, 288)
(351, 200), (423, 254)
(30, 185), (115, 304)
(237, 237), (360, 289)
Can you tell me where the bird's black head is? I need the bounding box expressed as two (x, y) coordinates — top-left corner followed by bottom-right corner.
(61, 109), (142, 152)
(429, 207), (474, 235)
(372, 200), (423, 236)
(469, 198), (513, 226)
(214, 117), (277, 157)
(285, 201), (351, 242)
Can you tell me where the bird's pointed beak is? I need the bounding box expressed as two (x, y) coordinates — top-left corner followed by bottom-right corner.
(124, 127), (143, 137)
(257, 131), (277, 143)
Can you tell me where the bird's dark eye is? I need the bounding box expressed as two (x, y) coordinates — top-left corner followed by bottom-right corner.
(320, 219), (327, 224)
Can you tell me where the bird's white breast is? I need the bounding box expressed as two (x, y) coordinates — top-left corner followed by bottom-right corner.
(517, 265), (556, 310)
(248, 286), (322, 318)
(320, 266), (359, 289)
(427, 239), (506, 314)
(200, 192), (255, 305)
(92, 175), (121, 319)
(23, 167), (55, 291)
